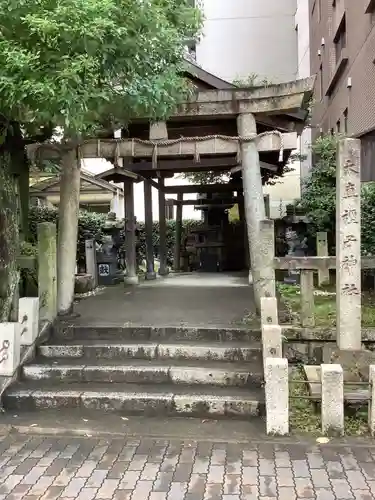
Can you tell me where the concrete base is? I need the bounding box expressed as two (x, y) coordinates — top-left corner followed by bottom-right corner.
(158, 268), (170, 277)
(145, 272), (157, 281)
(124, 276), (139, 286)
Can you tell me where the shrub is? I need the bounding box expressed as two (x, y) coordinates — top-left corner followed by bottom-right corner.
(28, 205), (204, 267)
(298, 134), (375, 256)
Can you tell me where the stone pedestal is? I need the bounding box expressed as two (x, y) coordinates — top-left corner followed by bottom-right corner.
(336, 138), (361, 350)
(18, 297), (39, 346)
(0, 323), (21, 376)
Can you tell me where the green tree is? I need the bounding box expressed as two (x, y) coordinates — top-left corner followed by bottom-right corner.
(299, 134), (338, 235)
(0, 0), (202, 320)
(299, 133), (375, 256)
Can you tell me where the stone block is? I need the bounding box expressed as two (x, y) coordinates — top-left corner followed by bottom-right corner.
(0, 322), (21, 376)
(321, 364), (344, 436)
(369, 365), (375, 436)
(149, 121), (168, 141)
(260, 297), (278, 327)
(262, 324), (282, 371)
(18, 297), (39, 346)
(265, 357), (289, 435)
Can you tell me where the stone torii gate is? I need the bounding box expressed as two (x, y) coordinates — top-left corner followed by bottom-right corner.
(29, 74), (314, 314)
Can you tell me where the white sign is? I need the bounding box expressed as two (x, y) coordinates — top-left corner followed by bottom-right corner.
(98, 264), (110, 277)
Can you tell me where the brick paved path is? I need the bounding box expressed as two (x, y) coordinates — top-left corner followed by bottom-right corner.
(1, 433), (375, 500)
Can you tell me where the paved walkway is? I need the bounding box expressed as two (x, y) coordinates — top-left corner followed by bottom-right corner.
(73, 273), (256, 328)
(1, 432), (375, 499)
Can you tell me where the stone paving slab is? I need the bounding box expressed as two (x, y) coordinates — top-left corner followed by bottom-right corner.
(1, 432), (375, 499)
(72, 273), (256, 328)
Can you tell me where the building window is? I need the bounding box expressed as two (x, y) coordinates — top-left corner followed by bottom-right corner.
(336, 120), (341, 133)
(343, 108), (348, 134)
(365, 0), (375, 14)
(319, 64), (324, 100)
(334, 16), (347, 63)
(330, 128), (335, 136)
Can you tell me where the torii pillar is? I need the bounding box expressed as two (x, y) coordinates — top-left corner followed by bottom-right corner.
(237, 113), (275, 311)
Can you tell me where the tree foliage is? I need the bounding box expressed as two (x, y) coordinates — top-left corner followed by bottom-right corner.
(299, 133), (375, 256)
(0, 0), (202, 135)
(0, 0), (202, 320)
(299, 134), (337, 234)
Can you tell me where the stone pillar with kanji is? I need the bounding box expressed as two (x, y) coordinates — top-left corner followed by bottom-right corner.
(336, 138), (361, 350)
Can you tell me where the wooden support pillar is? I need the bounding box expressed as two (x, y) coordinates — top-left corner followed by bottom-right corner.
(124, 181), (138, 285)
(158, 177), (169, 276)
(144, 179), (156, 280)
(57, 149), (80, 315)
(174, 193), (183, 272)
(237, 113), (269, 310)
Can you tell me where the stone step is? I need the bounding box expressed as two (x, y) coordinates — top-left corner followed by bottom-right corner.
(54, 325), (261, 343)
(22, 359), (263, 388)
(38, 340), (262, 363)
(3, 382), (264, 420)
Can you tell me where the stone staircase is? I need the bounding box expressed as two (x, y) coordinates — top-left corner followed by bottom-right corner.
(2, 325), (265, 420)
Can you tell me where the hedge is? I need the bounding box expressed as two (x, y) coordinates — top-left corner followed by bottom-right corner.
(27, 206), (204, 267)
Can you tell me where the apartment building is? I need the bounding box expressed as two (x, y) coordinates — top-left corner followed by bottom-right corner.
(310, 0), (375, 181)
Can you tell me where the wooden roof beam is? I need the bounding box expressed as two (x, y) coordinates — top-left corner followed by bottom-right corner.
(164, 183), (241, 194)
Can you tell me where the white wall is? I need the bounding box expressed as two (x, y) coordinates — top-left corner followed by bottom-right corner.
(82, 159), (201, 222)
(195, 0), (304, 218)
(196, 0), (298, 84)
(295, 0), (312, 183)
